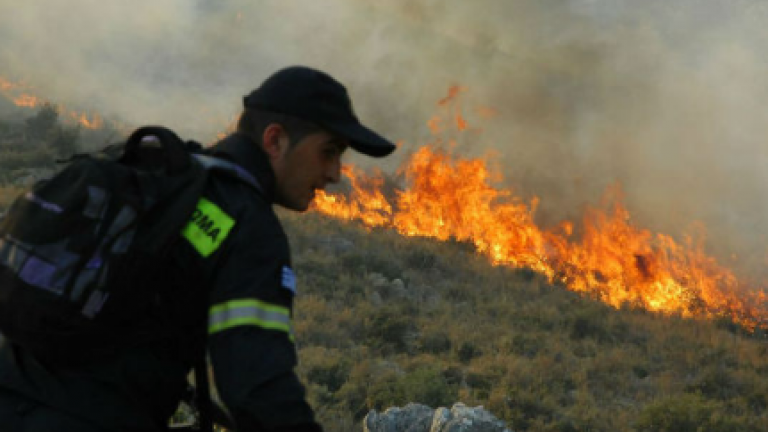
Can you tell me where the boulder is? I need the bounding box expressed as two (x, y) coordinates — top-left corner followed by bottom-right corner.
(315, 236), (355, 254)
(364, 402), (511, 432)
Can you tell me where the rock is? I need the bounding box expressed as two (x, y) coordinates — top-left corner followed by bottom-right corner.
(390, 278), (407, 299)
(429, 407), (452, 431)
(365, 403), (434, 432)
(370, 291), (384, 307)
(368, 272), (389, 289)
(364, 402), (511, 432)
(423, 292), (442, 310)
(441, 403), (509, 432)
(368, 273), (413, 301)
(315, 236), (354, 254)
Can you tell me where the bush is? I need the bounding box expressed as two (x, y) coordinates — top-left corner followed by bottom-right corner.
(25, 103), (58, 140)
(505, 388), (558, 431)
(509, 333), (542, 358)
(364, 306), (415, 353)
(306, 357), (351, 392)
(51, 125), (80, 157)
(0, 147), (55, 173)
(685, 366), (742, 400)
(418, 329), (452, 355)
(568, 307), (611, 342)
(365, 365), (456, 412)
(339, 249), (403, 277)
(635, 394), (744, 432)
(399, 366), (456, 408)
(457, 341), (481, 363)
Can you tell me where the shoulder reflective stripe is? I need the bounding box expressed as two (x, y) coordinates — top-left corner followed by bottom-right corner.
(192, 154), (262, 194)
(209, 299), (292, 336)
(181, 198), (235, 257)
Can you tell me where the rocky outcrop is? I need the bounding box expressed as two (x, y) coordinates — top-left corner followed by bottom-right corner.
(364, 402), (512, 432)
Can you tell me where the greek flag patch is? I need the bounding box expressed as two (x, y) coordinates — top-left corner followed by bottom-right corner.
(282, 266), (297, 295)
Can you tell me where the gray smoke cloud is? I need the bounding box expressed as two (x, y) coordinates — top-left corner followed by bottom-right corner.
(2, 0), (768, 278)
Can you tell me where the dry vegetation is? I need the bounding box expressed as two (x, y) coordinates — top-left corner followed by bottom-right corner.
(0, 185), (22, 211)
(2, 106), (767, 432)
(282, 210), (768, 432)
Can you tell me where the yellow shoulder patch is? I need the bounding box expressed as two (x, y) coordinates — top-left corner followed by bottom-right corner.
(181, 198), (235, 257)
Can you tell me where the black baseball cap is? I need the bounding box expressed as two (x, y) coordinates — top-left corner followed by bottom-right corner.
(243, 66), (396, 157)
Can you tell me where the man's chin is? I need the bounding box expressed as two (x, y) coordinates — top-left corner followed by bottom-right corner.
(277, 200), (311, 213)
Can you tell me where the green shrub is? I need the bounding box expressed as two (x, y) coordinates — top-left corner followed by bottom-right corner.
(509, 333), (542, 358)
(505, 388), (558, 431)
(418, 329), (452, 355)
(635, 393), (744, 432)
(398, 366), (456, 408)
(0, 147), (55, 172)
(339, 249), (403, 277)
(50, 124), (80, 157)
(25, 103), (58, 140)
(457, 341), (481, 363)
(364, 365), (456, 411)
(366, 371), (407, 411)
(685, 366), (742, 400)
(307, 360), (351, 393)
(364, 307), (414, 353)
(568, 307), (611, 342)
(465, 371), (493, 398)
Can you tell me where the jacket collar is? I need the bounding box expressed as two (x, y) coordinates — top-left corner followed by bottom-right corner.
(209, 132), (276, 203)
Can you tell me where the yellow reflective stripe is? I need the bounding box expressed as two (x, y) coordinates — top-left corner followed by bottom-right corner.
(209, 299), (293, 338)
(181, 198), (235, 257)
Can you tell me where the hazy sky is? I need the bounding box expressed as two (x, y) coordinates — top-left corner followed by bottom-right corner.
(2, 0), (768, 277)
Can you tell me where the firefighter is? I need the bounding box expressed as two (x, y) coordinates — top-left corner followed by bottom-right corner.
(0, 66), (396, 431)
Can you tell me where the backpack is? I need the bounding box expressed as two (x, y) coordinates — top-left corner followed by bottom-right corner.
(0, 126), (259, 363)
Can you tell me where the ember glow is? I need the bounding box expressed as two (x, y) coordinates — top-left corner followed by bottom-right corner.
(1, 76), (105, 130)
(314, 88), (768, 332)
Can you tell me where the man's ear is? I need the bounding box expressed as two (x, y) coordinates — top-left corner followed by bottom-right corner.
(261, 123), (288, 159)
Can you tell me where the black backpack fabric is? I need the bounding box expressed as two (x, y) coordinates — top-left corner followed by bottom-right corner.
(0, 126), (257, 363)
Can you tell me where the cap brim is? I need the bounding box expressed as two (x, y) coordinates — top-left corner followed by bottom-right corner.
(326, 122), (396, 157)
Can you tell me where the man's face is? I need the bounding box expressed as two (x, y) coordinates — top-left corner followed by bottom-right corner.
(270, 128), (348, 211)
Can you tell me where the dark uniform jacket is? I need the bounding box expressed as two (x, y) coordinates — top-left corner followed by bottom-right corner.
(0, 132), (321, 431)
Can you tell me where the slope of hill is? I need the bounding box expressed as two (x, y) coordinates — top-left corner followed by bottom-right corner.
(282, 210), (768, 432)
(1, 106), (766, 432)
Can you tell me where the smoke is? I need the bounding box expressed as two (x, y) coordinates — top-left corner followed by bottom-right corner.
(2, 0), (768, 277)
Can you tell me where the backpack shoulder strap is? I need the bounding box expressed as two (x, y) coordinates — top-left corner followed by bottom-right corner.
(191, 154), (263, 195)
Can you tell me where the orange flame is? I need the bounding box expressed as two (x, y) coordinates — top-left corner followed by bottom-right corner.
(0, 75), (110, 130)
(315, 166), (393, 228)
(0, 76), (24, 92)
(13, 94), (40, 107)
(313, 87), (768, 332)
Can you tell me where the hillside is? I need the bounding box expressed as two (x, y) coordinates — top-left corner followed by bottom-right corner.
(282, 210), (768, 432)
(1, 107), (766, 432)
